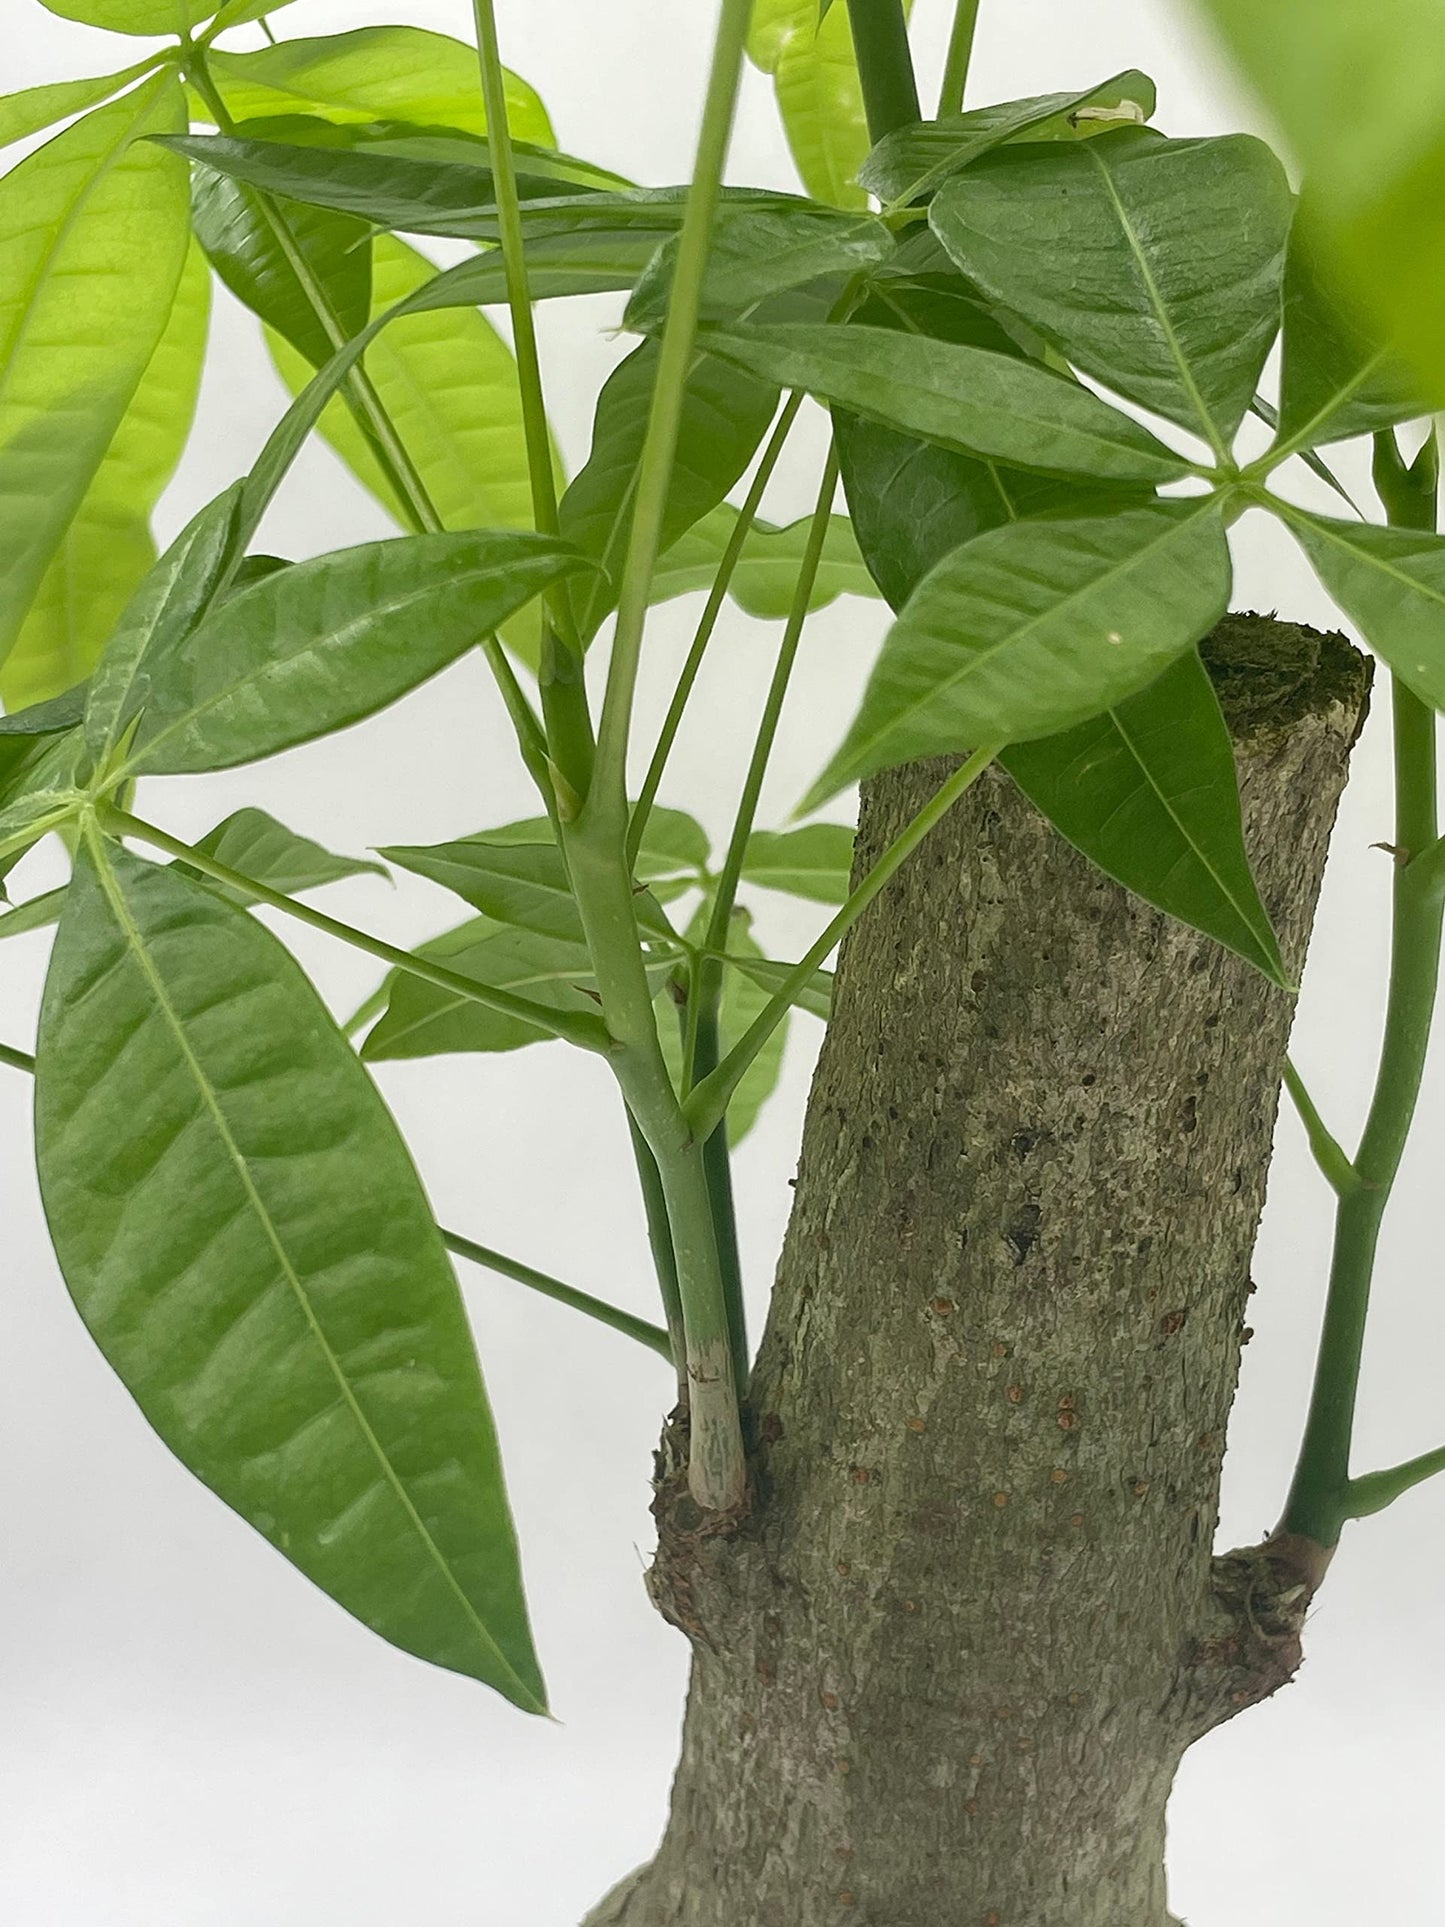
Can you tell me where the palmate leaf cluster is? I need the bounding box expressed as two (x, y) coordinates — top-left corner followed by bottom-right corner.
(0, 0), (1436, 1714)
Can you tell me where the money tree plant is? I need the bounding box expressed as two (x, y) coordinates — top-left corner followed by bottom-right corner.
(3, 0), (1443, 1919)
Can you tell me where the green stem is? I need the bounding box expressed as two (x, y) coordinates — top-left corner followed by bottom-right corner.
(626, 1105), (688, 1397)
(592, 0), (755, 821)
(469, 0), (594, 800)
(687, 446), (842, 1081)
(1282, 1057), (1360, 1197)
(626, 391), (805, 870)
(0, 1039), (35, 1075)
(443, 1226), (672, 1360)
(563, 816), (747, 1509)
(845, 0), (922, 142)
(937, 0), (982, 115)
(186, 47), (443, 541)
(1281, 431), (1441, 1546)
(1346, 1443), (1445, 1519)
(99, 804), (612, 1054)
(680, 987), (748, 1397)
(685, 742), (1001, 1141)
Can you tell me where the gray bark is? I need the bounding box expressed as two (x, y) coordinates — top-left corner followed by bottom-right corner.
(588, 617), (1370, 1927)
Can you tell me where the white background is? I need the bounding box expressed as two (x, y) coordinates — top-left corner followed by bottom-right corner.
(2, 0), (1443, 1920)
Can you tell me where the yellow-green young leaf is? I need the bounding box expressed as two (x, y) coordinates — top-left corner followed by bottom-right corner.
(208, 29), (552, 147)
(39, 0), (212, 31)
(1192, 0), (1445, 402)
(267, 234), (532, 536)
(0, 75), (190, 668)
(0, 60), (159, 150)
(766, 0), (871, 208)
(36, 839), (546, 1707)
(3, 239), (210, 711)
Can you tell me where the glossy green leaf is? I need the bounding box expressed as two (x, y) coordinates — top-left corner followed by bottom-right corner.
(651, 504), (880, 617)
(0, 729), (86, 867)
(859, 70), (1157, 205)
(831, 273), (1154, 611)
(206, 0), (302, 31)
(625, 206), (893, 333)
(0, 76), (190, 666)
(1003, 648), (1284, 981)
(3, 239), (210, 712)
(362, 916), (601, 1061)
(36, 840), (544, 1705)
(0, 61), (159, 149)
(931, 129), (1292, 450)
(1274, 217), (1426, 454)
(806, 499), (1232, 805)
(267, 234), (532, 541)
(749, 0), (871, 208)
(702, 322), (1191, 484)
(190, 159), (372, 369)
(123, 530), (588, 776)
(1191, 0), (1445, 402)
(560, 342), (780, 640)
(39, 0), (211, 30)
(1286, 509), (1445, 711)
(0, 682), (89, 737)
(82, 484), (244, 772)
(180, 808), (387, 903)
(208, 30), (553, 147)
(163, 132), (582, 240)
(742, 824), (854, 902)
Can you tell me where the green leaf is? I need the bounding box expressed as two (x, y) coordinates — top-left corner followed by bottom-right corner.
(624, 205), (894, 333)
(178, 808), (387, 904)
(266, 233), (532, 546)
(806, 499), (1232, 805)
(163, 132), (584, 241)
(930, 129), (1293, 451)
(380, 838), (584, 943)
(724, 951), (834, 1021)
(36, 839), (545, 1705)
(82, 484), (244, 773)
(1191, 0), (1445, 403)
(3, 238), (210, 712)
(361, 916), (601, 1061)
(190, 160), (372, 369)
(208, 29), (553, 147)
(0, 76), (191, 666)
(831, 272), (1156, 611)
(123, 530), (588, 777)
(1274, 216), (1426, 454)
(629, 806), (711, 881)
(560, 342), (780, 640)
(749, 0), (872, 209)
(380, 836), (678, 945)
(859, 70), (1158, 205)
(701, 322), (1191, 484)
(39, 0), (212, 31)
(0, 682), (89, 736)
(1285, 508), (1445, 710)
(0, 61), (160, 149)
(651, 504), (880, 618)
(742, 824), (854, 902)
(1003, 648), (1285, 981)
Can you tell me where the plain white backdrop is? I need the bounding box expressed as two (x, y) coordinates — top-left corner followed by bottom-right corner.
(2, 0), (1442, 1919)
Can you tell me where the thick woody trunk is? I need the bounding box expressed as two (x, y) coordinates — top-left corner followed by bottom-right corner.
(588, 617), (1369, 1927)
